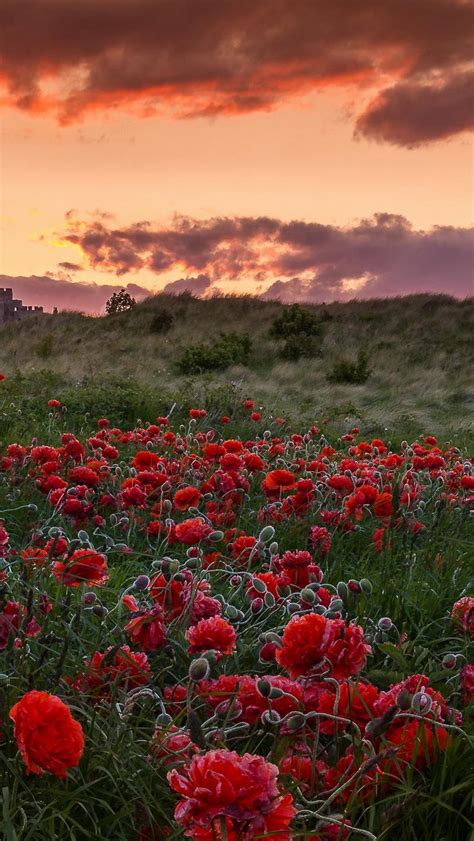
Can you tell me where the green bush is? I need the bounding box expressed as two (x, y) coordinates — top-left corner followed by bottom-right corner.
(177, 332), (252, 374)
(35, 334), (54, 359)
(270, 304), (322, 360)
(149, 309), (175, 334)
(326, 349), (371, 384)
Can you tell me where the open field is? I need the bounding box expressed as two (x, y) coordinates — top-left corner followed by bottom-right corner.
(0, 293), (473, 443)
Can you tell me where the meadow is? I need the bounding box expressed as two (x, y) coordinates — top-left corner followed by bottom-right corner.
(0, 294), (472, 840)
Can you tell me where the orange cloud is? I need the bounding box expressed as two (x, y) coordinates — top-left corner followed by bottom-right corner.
(1, 0), (472, 145)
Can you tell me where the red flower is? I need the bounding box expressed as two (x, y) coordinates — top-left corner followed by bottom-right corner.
(373, 492), (393, 518)
(9, 690), (84, 778)
(174, 487), (202, 511)
(262, 470), (297, 495)
(72, 645), (150, 699)
(150, 725), (200, 769)
(383, 719), (450, 772)
(186, 616), (236, 658)
(276, 614), (370, 679)
(451, 596), (474, 639)
(189, 408), (207, 420)
(124, 605), (167, 652)
(167, 748), (296, 839)
(460, 664), (474, 706)
(275, 549), (322, 588)
(52, 548), (109, 587)
(175, 518), (213, 545)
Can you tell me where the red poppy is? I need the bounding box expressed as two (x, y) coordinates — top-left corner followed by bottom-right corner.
(276, 613), (370, 679)
(124, 605), (167, 652)
(174, 487), (202, 511)
(186, 616), (237, 658)
(52, 548), (109, 587)
(167, 748), (296, 840)
(262, 469), (297, 495)
(9, 690), (84, 778)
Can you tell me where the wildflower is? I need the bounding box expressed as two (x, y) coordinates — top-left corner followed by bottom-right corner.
(9, 690), (84, 778)
(451, 596), (474, 639)
(167, 748), (296, 840)
(72, 645), (151, 699)
(186, 616), (236, 658)
(276, 613), (371, 679)
(174, 487), (202, 511)
(52, 548), (109, 587)
(124, 605), (167, 652)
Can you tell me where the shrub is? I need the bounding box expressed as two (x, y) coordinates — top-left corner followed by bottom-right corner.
(270, 304), (322, 360)
(149, 309), (175, 334)
(177, 332), (252, 374)
(35, 334), (54, 359)
(327, 350), (372, 384)
(105, 289), (136, 315)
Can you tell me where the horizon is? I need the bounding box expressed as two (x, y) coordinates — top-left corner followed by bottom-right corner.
(1, 0), (473, 313)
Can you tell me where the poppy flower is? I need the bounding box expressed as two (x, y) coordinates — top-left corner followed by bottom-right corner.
(451, 596), (474, 639)
(175, 518), (213, 545)
(174, 487), (202, 511)
(186, 616), (237, 658)
(276, 613), (370, 679)
(9, 690), (84, 778)
(262, 470), (297, 495)
(72, 645), (151, 699)
(124, 605), (167, 651)
(167, 748), (296, 839)
(52, 548), (109, 587)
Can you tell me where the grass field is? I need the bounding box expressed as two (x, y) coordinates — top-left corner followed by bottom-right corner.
(0, 292), (473, 443)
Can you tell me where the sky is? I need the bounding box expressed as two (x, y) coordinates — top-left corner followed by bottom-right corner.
(0, 0), (473, 313)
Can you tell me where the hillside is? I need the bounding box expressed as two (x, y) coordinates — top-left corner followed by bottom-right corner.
(1, 292), (473, 439)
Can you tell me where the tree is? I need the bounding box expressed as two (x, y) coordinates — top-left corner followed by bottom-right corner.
(105, 289), (136, 315)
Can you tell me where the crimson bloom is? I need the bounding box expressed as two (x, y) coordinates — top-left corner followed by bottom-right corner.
(124, 605), (167, 652)
(186, 616), (237, 658)
(168, 748), (296, 840)
(9, 690), (84, 778)
(276, 613), (371, 679)
(52, 548), (109, 587)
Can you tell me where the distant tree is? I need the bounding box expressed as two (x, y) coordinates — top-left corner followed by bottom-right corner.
(105, 289), (136, 315)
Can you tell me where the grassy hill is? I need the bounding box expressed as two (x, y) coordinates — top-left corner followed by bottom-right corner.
(1, 292), (473, 441)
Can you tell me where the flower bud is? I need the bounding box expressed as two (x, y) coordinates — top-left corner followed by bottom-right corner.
(300, 588), (316, 604)
(396, 689), (412, 710)
(83, 591), (97, 605)
(378, 616), (393, 632)
(251, 577), (267, 593)
(261, 709), (281, 726)
(264, 592), (275, 609)
(442, 653), (458, 669)
(188, 658), (210, 682)
(92, 604), (107, 618)
(258, 525), (275, 544)
(287, 602), (301, 614)
(257, 679), (272, 698)
(133, 575), (150, 591)
(285, 712), (305, 730)
(269, 541), (279, 556)
(329, 598), (344, 612)
(251, 597), (263, 614)
(155, 713), (173, 727)
(336, 581), (349, 601)
(359, 578), (373, 594)
(412, 691), (432, 715)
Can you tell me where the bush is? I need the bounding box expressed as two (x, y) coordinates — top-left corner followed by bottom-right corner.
(149, 309), (175, 334)
(270, 304), (322, 360)
(326, 350), (371, 384)
(35, 334), (54, 359)
(177, 332), (252, 374)
(105, 289), (136, 315)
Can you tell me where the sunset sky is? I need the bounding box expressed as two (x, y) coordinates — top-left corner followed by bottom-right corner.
(0, 0), (472, 313)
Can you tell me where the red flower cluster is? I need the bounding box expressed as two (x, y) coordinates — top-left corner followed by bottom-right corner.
(276, 613), (371, 679)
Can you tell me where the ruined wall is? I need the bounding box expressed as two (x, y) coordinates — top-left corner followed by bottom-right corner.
(0, 288), (44, 324)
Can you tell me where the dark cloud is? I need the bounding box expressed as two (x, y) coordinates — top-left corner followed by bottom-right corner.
(0, 274), (151, 314)
(162, 274), (212, 295)
(0, 0), (472, 145)
(58, 261), (83, 271)
(355, 69), (474, 146)
(59, 212), (474, 301)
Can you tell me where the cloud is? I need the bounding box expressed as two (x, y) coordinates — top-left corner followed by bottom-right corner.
(58, 261), (83, 271)
(162, 274), (212, 295)
(57, 211), (473, 301)
(1, 0), (472, 145)
(355, 69), (474, 146)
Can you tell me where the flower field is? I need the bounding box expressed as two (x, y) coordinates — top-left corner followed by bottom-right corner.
(0, 389), (472, 840)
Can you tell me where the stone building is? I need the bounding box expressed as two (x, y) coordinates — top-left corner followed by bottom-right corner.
(0, 288), (44, 324)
